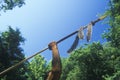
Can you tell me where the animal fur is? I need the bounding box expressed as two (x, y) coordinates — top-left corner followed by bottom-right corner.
(78, 27), (84, 39)
(67, 36), (79, 53)
(86, 23), (93, 42)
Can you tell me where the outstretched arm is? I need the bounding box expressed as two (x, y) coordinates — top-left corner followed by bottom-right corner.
(46, 42), (62, 80)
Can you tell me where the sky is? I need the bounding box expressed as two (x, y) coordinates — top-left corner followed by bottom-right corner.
(0, 0), (109, 62)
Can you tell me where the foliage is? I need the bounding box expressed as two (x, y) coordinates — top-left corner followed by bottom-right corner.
(27, 55), (48, 80)
(101, 0), (120, 79)
(0, 26), (28, 80)
(103, 0), (120, 48)
(60, 42), (119, 80)
(0, 0), (25, 12)
(60, 58), (70, 80)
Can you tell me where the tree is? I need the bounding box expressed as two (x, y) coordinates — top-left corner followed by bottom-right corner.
(102, 0), (120, 79)
(103, 0), (120, 48)
(28, 55), (47, 80)
(0, 26), (28, 80)
(60, 58), (71, 80)
(0, 0), (25, 12)
(60, 42), (117, 80)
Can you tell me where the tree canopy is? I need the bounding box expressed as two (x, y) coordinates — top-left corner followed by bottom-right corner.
(0, 0), (25, 12)
(0, 27), (28, 80)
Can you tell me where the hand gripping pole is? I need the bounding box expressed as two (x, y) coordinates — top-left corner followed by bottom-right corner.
(46, 42), (62, 80)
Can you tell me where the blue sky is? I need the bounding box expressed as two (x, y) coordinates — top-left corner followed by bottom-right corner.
(0, 0), (109, 61)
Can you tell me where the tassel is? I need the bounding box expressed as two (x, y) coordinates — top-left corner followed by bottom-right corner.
(86, 23), (93, 42)
(78, 27), (84, 39)
(67, 36), (79, 53)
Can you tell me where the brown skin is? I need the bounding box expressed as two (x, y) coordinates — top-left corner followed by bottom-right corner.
(46, 42), (62, 80)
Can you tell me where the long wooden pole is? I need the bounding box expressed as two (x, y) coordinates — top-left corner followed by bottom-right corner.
(0, 15), (107, 76)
